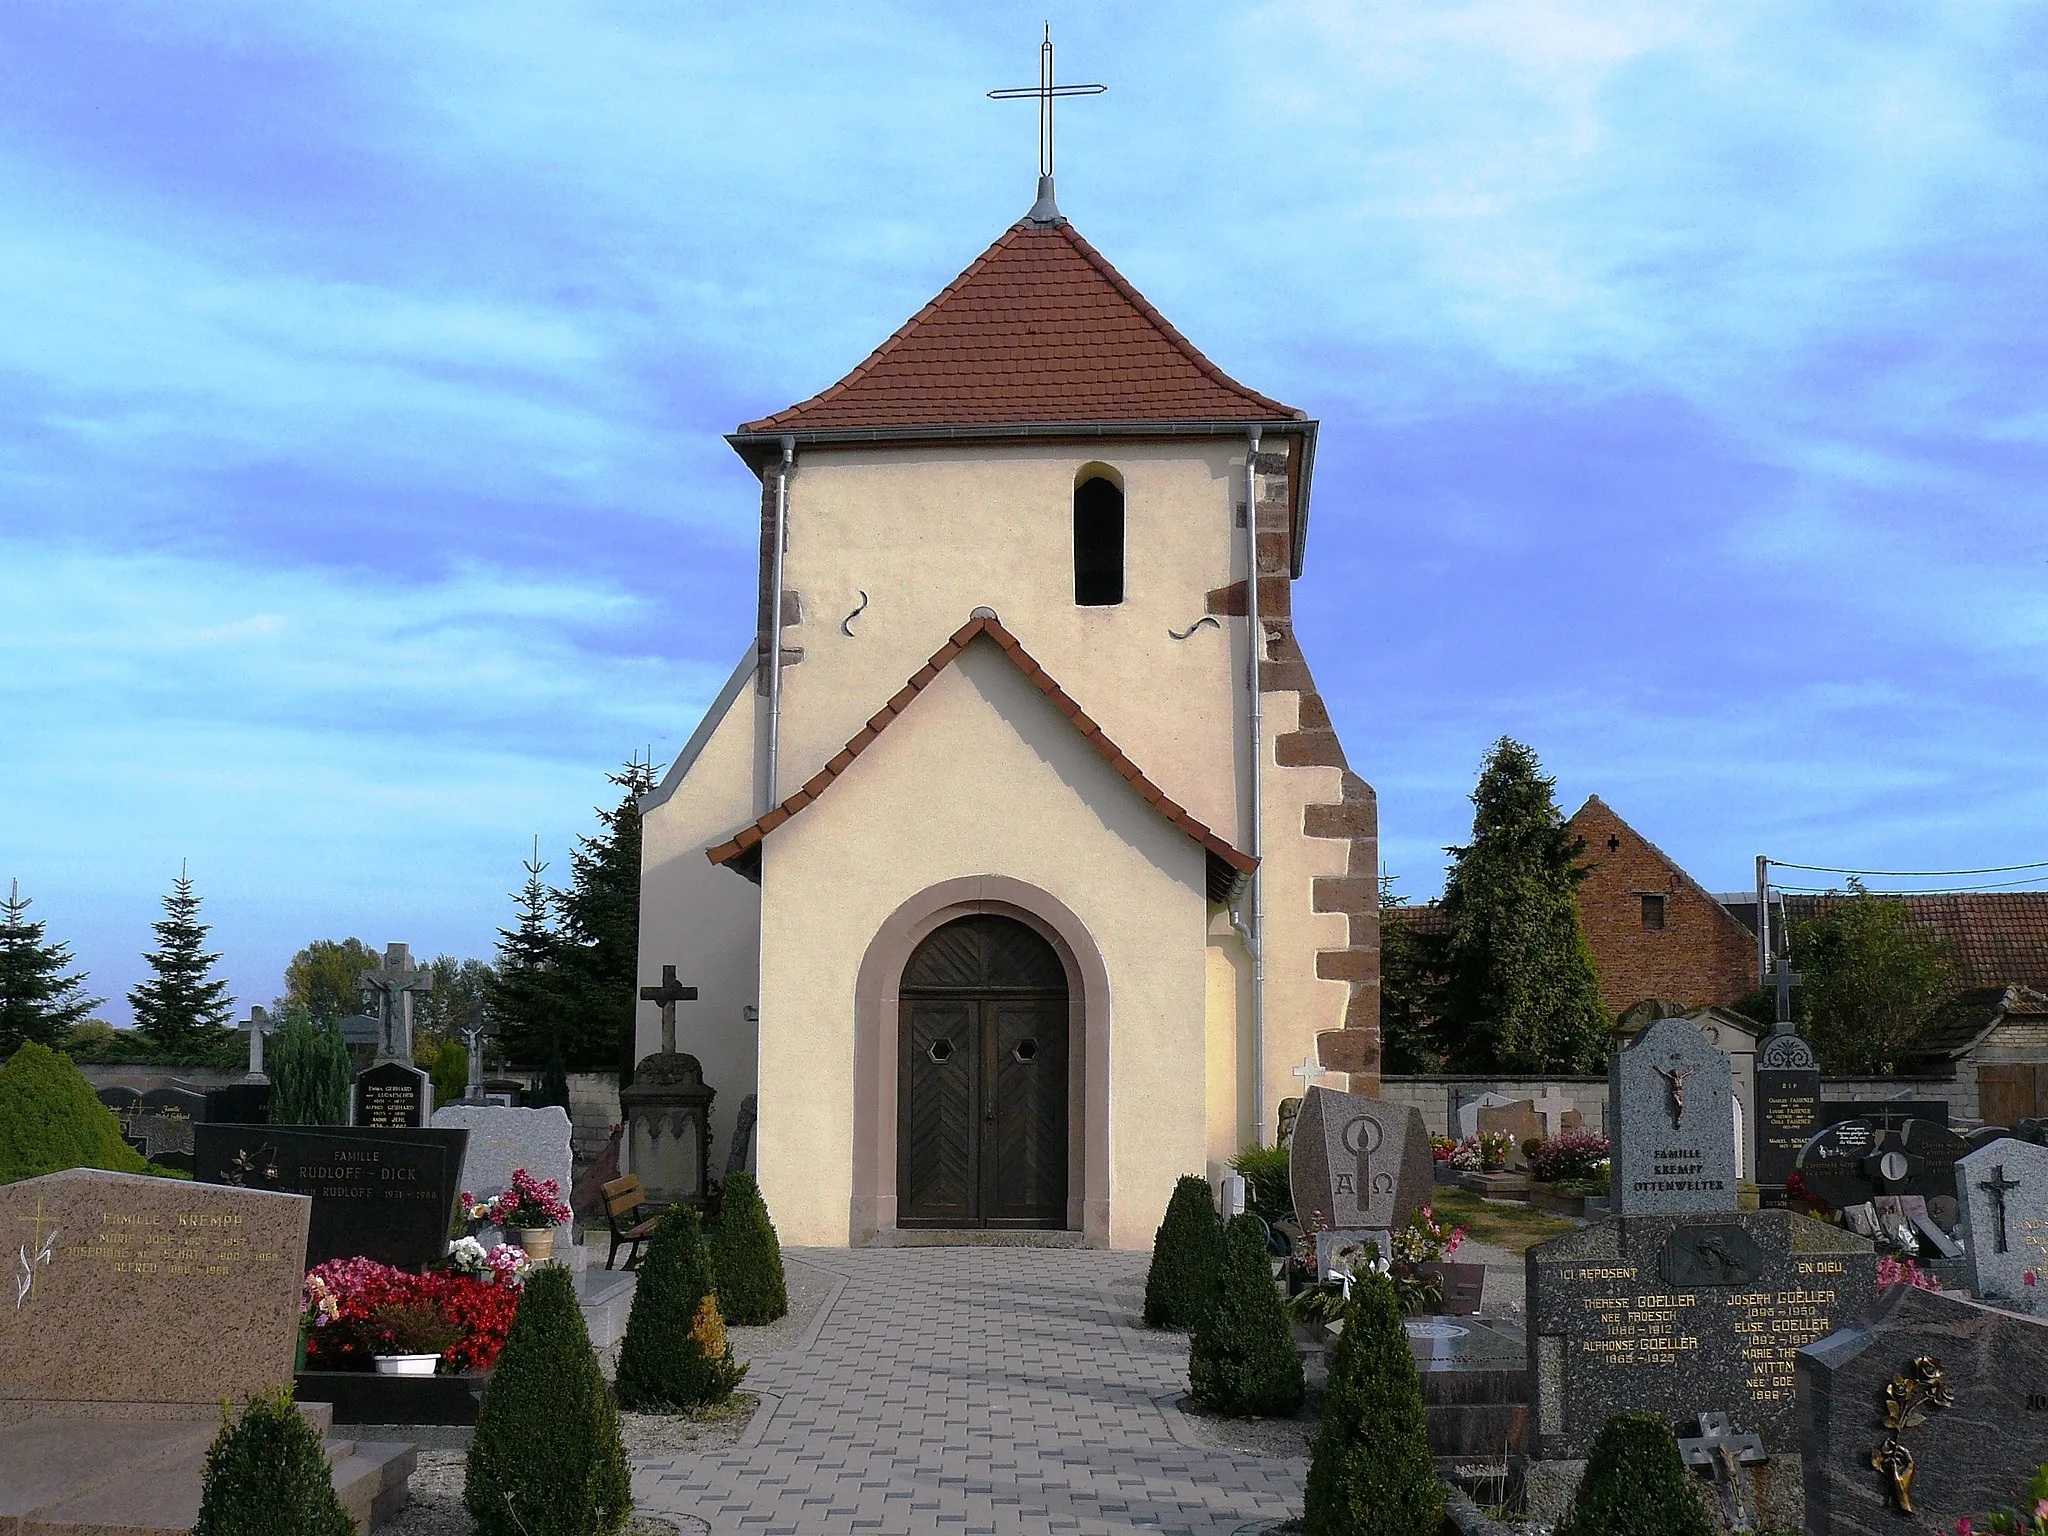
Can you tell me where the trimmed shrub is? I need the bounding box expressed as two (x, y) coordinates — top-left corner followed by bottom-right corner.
(0, 1042), (149, 1185)
(1188, 1212), (1303, 1417)
(191, 1384), (351, 1536)
(1303, 1270), (1443, 1535)
(466, 1265), (630, 1536)
(1144, 1175), (1226, 1330)
(712, 1171), (788, 1325)
(1557, 1411), (1713, 1536)
(615, 1204), (748, 1411)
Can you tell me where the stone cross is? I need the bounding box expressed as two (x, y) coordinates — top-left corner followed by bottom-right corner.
(1677, 1412), (1767, 1532)
(1290, 1053), (1326, 1092)
(1979, 1163), (2024, 1254)
(1766, 958), (1805, 1025)
(240, 1005), (274, 1084)
(360, 943), (433, 1065)
(639, 965), (698, 1056)
(1532, 1086), (1574, 1140)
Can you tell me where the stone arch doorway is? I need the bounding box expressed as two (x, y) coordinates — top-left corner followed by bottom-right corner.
(897, 915), (1070, 1229)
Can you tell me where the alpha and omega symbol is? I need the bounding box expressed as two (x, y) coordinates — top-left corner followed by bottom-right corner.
(1334, 1117), (1395, 1201)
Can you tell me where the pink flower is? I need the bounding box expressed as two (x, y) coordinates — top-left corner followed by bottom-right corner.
(2028, 1271), (2039, 1288)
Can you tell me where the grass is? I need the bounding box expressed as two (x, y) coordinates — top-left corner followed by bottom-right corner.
(1424, 1188), (1578, 1256)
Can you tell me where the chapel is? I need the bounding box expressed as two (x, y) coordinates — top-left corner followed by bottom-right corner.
(634, 171), (1378, 1248)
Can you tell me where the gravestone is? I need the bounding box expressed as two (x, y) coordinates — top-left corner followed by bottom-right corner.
(1610, 1016), (1739, 1216)
(1799, 1285), (2048, 1535)
(428, 1103), (574, 1246)
(1457, 1091), (1519, 1141)
(1798, 1114), (1970, 1222)
(0, 1167), (310, 1407)
(0, 1168), (414, 1530)
(1476, 1100), (1544, 1166)
(96, 1083), (210, 1172)
(354, 1058), (432, 1128)
(1957, 1137), (2048, 1307)
(1529, 1085), (1583, 1140)
(1288, 1085), (1432, 1232)
(1754, 1024), (1822, 1188)
(194, 1123), (468, 1270)
(1527, 1209), (1875, 1458)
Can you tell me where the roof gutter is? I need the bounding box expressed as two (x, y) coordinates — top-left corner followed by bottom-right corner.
(726, 417), (1319, 577)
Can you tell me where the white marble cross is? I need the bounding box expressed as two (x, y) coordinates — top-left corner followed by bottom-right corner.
(1531, 1086), (1575, 1140)
(241, 1005), (274, 1083)
(1291, 1053), (1326, 1091)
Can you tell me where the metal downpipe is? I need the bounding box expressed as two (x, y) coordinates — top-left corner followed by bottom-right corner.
(1241, 427), (1267, 1146)
(765, 436), (794, 816)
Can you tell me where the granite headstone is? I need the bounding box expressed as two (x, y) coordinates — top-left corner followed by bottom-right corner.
(1957, 1137), (2048, 1306)
(1528, 1208), (1875, 1458)
(428, 1103), (574, 1245)
(1288, 1085), (1432, 1232)
(1798, 1114), (1970, 1220)
(1456, 1091), (1520, 1141)
(0, 1167), (310, 1406)
(194, 1123), (467, 1270)
(1799, 1285), (2048, 1535)
(1610, 1015), (1739, 1216)
(1754, 1025), (1822, 1188)
(1477, 1100), (1544, 1166)
(353, 1058), (432, 1129)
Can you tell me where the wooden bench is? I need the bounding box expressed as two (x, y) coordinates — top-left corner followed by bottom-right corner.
(601, 1175), (660, 1271)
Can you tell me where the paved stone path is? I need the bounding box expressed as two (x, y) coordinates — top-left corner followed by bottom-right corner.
(633, 1247), (1304, 1536)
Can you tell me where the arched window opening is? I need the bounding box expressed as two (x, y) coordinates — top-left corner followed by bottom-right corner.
(1073, 474), (1124, 606)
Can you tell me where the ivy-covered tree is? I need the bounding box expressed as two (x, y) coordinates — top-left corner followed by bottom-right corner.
(1792, 882), (1959, 1075)
(129, 866), (235, 1058)
(276, 938), (378, 1025)
(1, 880), (102, 1057)
(1438, 739), (1609, 1073)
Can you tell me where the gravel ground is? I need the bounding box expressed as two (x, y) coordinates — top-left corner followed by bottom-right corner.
(728, 1257), (835, 1362)
(377, 1449), (707, 1535)
(1176, 1398), (1316, 1459)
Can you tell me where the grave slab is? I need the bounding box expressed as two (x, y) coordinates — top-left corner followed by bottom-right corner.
(1957, 1136), (2048, 1306)
(429, 1102), (575, 1245)
(1288, 1084), (1432, 1232)
(1527, 1209), (1875, 1458)
(1799, 1284), (2048, 1535)
(194, 1122), (467, 1270)
(1609, 1016), (1739, 1216)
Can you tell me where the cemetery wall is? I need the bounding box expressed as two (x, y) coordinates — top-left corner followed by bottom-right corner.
(1823, 1073), (1974, 1120)
(565, 1071), (622, 1165)
(77, 1063), (246, 1092)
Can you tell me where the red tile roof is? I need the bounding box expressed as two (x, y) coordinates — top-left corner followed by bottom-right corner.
(738, 221), (1303, 434)
(705, 614), (1256, 900)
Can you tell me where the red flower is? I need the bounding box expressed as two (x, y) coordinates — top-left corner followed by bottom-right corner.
(302, 1257), (521, 1373)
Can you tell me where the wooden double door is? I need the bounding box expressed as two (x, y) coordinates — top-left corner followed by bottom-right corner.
(897, 915), (1070, 1229)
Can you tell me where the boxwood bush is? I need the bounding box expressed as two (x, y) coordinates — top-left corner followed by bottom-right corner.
(0, 1042), (149, 1185)
(616, 1204), (748, 1411)
(1188, 1212), (1303, 1417)
(1303, 1270), (1443, 1534)
(1557, 1411), (1712, 1536)
(712, 1171), (788, 1326)
(191, 1385), (351, 1536)
(1144, 1174), (1225, 1330)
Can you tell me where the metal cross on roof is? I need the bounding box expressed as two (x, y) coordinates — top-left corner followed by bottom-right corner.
(1766, 957), (1805, 1025)
(988, 25), (1105, 223)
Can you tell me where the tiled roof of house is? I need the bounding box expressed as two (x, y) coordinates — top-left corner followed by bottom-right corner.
(1910, 983), (2048, 1059)
(1779, 893), (2048, 992)
(705, 613), (1257, 901)
(737, 221), (1303, 434)
(1382, 904), (1450, 938)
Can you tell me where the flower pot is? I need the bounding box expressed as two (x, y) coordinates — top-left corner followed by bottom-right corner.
(372, 1354), (442, 1377)
(511, 1225), (555, 1262)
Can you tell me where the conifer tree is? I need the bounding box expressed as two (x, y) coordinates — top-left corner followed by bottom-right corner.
(1303, 1270), (1443, 1534)
(129, 865), (235, 1057)
(1144, 1175), (1226, 1330)
(0, 880), (101, 1057)
(615, 1204), (747, 1411)
(268, 1010), (352, 1125)
(551, 758), (658, 1077)
(1188, 1213), (1303, 1417)
(1438, 739), (1609, 1073)
(488, 840), (566, 1069)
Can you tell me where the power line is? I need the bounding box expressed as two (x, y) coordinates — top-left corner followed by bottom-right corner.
(1771, 874), (2048, 895)
(1766, 857), (2048, 878)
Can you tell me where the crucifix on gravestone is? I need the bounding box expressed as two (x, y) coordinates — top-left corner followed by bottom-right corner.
(240, 1005), (274, 1084)
(1532, 1086), (1575, 1140)
(360, 943), (433, 1065)
(987, 25), (1105, 224)
(639, 965), (697, 1057)
(458, 1001), (496, 1104)
(1765, 956), (1805, 1026)
(1291, 1053), (1326, 1093)
(1979, 1163), (2023, 1254)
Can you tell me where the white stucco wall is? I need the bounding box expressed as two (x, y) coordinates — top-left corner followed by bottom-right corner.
(755, 638), (1212, 1248)
(636, 658), (763, 1171)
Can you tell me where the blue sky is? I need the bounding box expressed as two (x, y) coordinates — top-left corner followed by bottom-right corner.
(4, 2), (2046, 1021)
